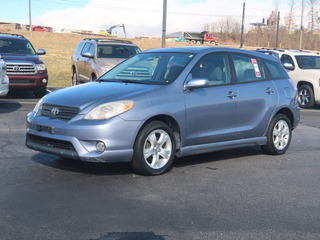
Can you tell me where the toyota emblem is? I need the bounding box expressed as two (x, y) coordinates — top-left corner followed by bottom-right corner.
(51, 107), (60, 116)
(13, 66), (20, 71)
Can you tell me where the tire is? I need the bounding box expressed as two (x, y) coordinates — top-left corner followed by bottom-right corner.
(72, 69), (79, 86)
(191, 40), (196, 44)
(298, 84), (314, 108)
(132, 121), (176, 175)
(262, 114), (292, 155)
(34, 88), (47, 98)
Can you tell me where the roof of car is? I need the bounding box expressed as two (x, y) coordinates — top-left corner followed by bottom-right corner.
(0, 33), (26, 40)
(144, 47), (278, 61)
(267, 48), (320, 56)
(82, 38), (136, 45)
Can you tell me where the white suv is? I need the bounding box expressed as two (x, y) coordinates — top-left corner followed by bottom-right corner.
(0, 55), (9, 97)
(274, 49), (320, 108)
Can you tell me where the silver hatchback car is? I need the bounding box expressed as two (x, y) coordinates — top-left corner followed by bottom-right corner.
(26, 47), (300, 175)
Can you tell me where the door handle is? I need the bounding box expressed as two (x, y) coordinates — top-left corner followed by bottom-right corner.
(226, 91), (237, 99)
(265, 88), (275, 95)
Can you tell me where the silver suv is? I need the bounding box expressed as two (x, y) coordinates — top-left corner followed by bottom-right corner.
(27, 47), (300, 175)
(71, 38), (141, 85)
(0, 55), (9, 97)
(273, 49), (320, 108)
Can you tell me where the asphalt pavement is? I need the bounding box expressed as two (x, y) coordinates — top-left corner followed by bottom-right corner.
(0, 91), (320, 240)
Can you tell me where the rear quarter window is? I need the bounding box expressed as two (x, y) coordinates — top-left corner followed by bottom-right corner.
(264, 60), (289, 79)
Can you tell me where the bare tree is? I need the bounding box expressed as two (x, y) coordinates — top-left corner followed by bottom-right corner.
(285, 0), (298, 32)
(307, 0), (319, 31)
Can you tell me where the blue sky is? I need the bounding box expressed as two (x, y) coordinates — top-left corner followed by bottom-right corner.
(0, 0), (302, 37)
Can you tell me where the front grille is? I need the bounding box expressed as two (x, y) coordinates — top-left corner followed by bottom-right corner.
(6, 63), (36, 75)
(28, 134), (75, 151)
(41, 103), (80, 120)
(9, 79), (36, 85)
(117, 66), (151, 80)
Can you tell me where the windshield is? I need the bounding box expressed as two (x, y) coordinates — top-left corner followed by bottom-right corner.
(97, 45), (141, 59)
(99, 52), (195, 85)
(0, 39), (36, 55)
(295, 55), (320, 69)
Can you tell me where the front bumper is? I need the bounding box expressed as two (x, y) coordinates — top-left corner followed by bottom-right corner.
(9, 72), (48, 90)
(26, 113), (142, 163)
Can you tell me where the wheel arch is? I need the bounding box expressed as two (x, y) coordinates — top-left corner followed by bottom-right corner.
(297, 81), (314, 91)
(274, 108), (294, 129)
(138, 114), (182, 151)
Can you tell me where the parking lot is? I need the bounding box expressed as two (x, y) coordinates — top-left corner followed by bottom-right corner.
(1, 92), (320, 240)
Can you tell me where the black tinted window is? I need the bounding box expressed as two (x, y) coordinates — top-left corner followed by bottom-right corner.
(97, 45), (140, 58)
(295, 55), (320, 69)
(281, 54), (295, 66)
(231, 54), (264, 83)
(264, 60), (289, 79)
(0, 39), (35, 55)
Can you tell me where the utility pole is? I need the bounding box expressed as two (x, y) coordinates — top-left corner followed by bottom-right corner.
(162, 0), (167, 48)
(276, 11), (280, 48)
(300, 0), (304, 49)
(29, 0), (32, 31)
(240, 2), (245, 48)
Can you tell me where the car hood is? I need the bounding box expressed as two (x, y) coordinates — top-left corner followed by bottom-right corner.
(1, 54), (43, 64)
(96, 58), (125, 68)
(44, 81), (162, 113)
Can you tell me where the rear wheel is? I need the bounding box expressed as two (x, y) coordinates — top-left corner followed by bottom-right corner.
(132, 121), (176, 175)
(262, 114), (292, 155)
(298, 84), (314, 108)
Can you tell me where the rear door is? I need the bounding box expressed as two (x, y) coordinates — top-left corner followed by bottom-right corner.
(231, 54), (278, 139)
(184, 53), (239, 145)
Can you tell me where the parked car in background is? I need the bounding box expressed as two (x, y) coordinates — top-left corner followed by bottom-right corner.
(0, 55), (9, 97)
(71, 38), (141, 85)
(255, 48), (280, 61)
(27, 47), (299, 175)
(32, 26), (50, 32)
(272, 49), (320, 108)
(0, 33), (48, 97)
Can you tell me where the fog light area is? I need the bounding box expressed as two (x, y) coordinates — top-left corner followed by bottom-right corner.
(96, 141), (105, 152)
(42, 79), (47, 84)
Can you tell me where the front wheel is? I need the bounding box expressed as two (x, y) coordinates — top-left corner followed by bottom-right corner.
(72, 69), (79, 86)
(132, 121), (176, 175)
(262, 114), (292, 155)
(298, 84), (314, 108)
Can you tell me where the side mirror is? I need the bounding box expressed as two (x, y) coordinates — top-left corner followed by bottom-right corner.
(82, 51), (94, 58)
(283, 62), (295, 71)
(37, 49), (46, 55)
(184, 78), (209, 90)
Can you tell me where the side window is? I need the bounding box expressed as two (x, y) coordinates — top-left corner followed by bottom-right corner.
(190, 53), (230, 86)
(81, 43), (91, 55)
(264, 60), (289, 79)
(231, 54), (264, 83)
(281, 54), (295, 67)
(75, 41), (85, 54)
(88, 43), (95, 57)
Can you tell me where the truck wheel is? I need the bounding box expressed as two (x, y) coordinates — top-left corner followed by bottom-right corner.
(298, 84), (314, 108)
(34, 88), (47, 98)
(210, 41), (216, 45)
(132, 121), (176, 175)
(191, 40), (196, 44)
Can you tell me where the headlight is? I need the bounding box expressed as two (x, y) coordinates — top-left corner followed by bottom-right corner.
(36, 64), (46, 71)
(83, 100), (133, 120)
(33, 95), (47, 114)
